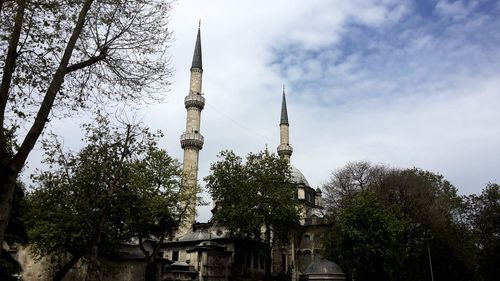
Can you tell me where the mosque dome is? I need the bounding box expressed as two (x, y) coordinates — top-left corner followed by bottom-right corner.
(300, 256), (346, 280)
(290, 165), (310, 187)
(178, 230), (210, 242)
(303, 258), (344, 275)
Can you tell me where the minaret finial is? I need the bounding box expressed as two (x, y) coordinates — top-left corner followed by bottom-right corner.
(198, 19), (201, 28)
(191, 23), (203, 70)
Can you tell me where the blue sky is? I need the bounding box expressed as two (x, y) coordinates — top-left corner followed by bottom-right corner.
(33, 0), (500, 221)
(272, 0), (500, 103)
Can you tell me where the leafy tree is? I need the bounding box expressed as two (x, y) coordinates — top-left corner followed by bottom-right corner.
(125, 148), (189, 281)
(323, 190), (404, 281)
(26, 115), (183, 281)
(205, 150), (300, 281)
(323, 162), (475, 281)
(466, 183), (500, 281)
(376, 168), (475, 281)
(0, 0), (174, 250)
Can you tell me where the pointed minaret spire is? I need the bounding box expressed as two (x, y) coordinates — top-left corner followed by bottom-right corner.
(277, 85), (293, 161)
(191, 23), (203, 70)
(280, 85), (289, 125)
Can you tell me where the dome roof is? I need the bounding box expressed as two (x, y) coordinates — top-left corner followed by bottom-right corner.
(178, 230), (210, 242)
(290, 165), (310, 186)
(303, 258), (344, 275)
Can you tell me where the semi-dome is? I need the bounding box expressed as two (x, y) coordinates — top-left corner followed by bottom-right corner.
(178, 230), (210, 242)
(300, 256), (346, 281)
(291, 165), (310, 186)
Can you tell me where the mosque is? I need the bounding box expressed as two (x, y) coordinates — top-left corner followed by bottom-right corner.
(155, 26), (343, 281)
(11, 26), (345, 281)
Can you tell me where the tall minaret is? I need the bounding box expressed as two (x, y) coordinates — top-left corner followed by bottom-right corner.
(277, 86), (293, 161)
(179, 25), (204, 235)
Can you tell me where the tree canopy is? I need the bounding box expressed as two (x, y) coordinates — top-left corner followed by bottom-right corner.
(464, 183), (500, 281)
(323, 162), (479, 281)
(205, 150), (300, 281)
(26, 115), (183, 281)
(0, 0), (174, 251)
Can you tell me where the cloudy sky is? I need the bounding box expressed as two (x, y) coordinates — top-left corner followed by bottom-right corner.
(31, 0), (500, 221)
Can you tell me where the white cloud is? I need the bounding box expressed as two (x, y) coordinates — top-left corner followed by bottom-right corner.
(436, 0), (479, 20)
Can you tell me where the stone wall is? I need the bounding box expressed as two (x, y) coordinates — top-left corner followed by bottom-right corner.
(12, 246), (149, 281)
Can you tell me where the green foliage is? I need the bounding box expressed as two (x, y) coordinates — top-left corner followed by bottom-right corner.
(206, 150), (299, 244)
(324, 190), (404, 280)
(323, 162), (476, 281)
(0, 0), (174, 259)
(125, 148), (183, 241)
(26, 115), (183, 279)
(465, 183), (500, 281)
(205, 150), (300, 280)
(380, 168), (476, 281)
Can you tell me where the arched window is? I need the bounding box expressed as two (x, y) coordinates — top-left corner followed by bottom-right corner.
(302, 234), (312, 248)
(300, 250), (312, 272)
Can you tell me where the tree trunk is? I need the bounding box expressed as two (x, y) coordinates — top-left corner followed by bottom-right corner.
(0, 171), (17, 251)
(264, 226), (272, 281)
(264, 248), (272, 281)
(0, 0), (26, 127)
(145, 258), (157, 281)
(52, 254), (81, 281)
(141, 233), (166, 281)
(0, 0), (94, 252)
(0, 0), (27, 255)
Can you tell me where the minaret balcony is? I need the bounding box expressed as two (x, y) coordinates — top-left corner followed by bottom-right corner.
(277, 144), (293, 156)
(184, 93), (205, 110)
(180, 132), (204, 150)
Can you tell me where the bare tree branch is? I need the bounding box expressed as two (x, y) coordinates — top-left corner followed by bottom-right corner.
(66, 47), (107, 73)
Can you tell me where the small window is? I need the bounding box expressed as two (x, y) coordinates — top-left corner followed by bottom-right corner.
(172, 250), (179, 261)
(281, 254), (287, 272)
(301, 251), (312, 271)
(303, 234), (312, 248)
